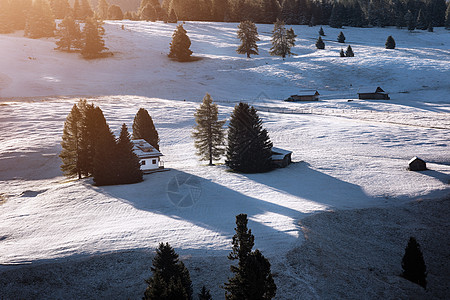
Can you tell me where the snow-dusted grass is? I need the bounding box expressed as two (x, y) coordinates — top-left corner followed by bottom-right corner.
(0, 21), (449, 298)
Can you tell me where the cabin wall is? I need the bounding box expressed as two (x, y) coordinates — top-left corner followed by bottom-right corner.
(140, 157), (160, 171)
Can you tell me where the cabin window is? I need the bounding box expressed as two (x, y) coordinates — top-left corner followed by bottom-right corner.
(152, 159), (156, 164)
(141, 160), (146, 165)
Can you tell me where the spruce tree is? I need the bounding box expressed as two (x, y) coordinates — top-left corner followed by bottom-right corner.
(80, 0), (94, 20)
(318, 26), (325, 36)
(270, 20), (296, 58)
(337, 31), (345, 43)
(402, 237), (427, 289)
(108, 5), (123, 20)
(141, 3), (157, 21)
(167, 8), (178, 23)
(193, 93), (226, 165)
(97, 0), (109, 20)
(132, 108), (160, 150)
(315, 36), (325, 49)
(236, 21), (259, 58)
(226, 103), (273, 173)
(345, 45), (354, 57)
(79, 101), (102, 176)
(405, 10), (416, 31)
(24, 0), (56, 39)
(55, 15), (83, 52)
(60, 104), (83, 179)
(73, 0), (82, 20)
(168, 24), (193, 61)
(339, 48), (345, 57)
(117, 123), (143, 184)
(81, 17), (108, 58)
(50, 0), (71, 19)
(144, 243), (193, 300)
(224, 214), (276, 300)
(416, 9), (427, 30)
(385, 35), (395, 49)
(329, 3), (343, 28)
(198, 286), (212, 300)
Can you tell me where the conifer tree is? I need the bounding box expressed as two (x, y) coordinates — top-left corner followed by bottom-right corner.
(416, 9), (427, 30)
(226, 103), (273, 173)
(405, 10), (416, 31)
(116, 123), (143, 184)
(168, 24), (193, 61)
(262, 0), (281, 24)
(80, 0), (94, 20)
(79, 101), (102, 176)
(318, 26), (325, 36)
(445, 4), (450, 29)
(50, 0), (71, 19)
(97, 0), (109, 20)
(0, 0), (13, 34)
(60, 104), (83, 179)
(144, 243), (193, 300)
(81, 17), (108, 58)
(167, 8), (178, 23)
(198, 286), (212, 300)
(339, 48), (345, 57)
(9, 0), (32, 31)
(337, 31), (345, 43)
(132, 108), (160, 150)
(270, 20), (296, 58)
(345, 45), (354, 57)
(24, 0), (56, 38)
(385, 35), (395, 49)
(427, 23), (433, 32)
(315, 36), (325, 49)
(224, 214), (276, 299)
(108, 5), (123, 20)
(402, 237), (427, 289)
(73, 0), (82, 20)
(212, 0), (229, 22)
(193, 93), (226, 165)
(329, 3), (343, 28)
(55, 15), (83, 52)
(236, 21), (259, 58)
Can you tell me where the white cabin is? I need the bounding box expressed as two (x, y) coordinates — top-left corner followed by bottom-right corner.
(132, 139), (164, 172)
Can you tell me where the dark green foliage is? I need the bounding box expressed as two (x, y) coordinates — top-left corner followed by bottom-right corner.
(345, 45), (354, 57)
(24, 0), (56, 38)
(318, 26), (325, 36)
(144, 243), (193, 300)
(337, 31), (345, 43)
(132, 108), (160, 150)
(339, 48), (345, 57)
(97, 0), (109, 19)
(55, 16), (83, 52)
(385, 35), (396, 49)
(79, 100), (102, 177)
(270, 20), (296, 58)
(261, 0), (280, 24)
(402, 237), (427, 289)
(116, 124), (143, 184)
(168, 24), (193, 61)
(226, 103), (273, 173)
(427, 23), (433, 32)
(193, 93), (226, 165)
(224, 214), (276, 300)
(315, 36), (325, 49)
(60, 104), (83, 179)
(428, 0), (447, 26)
(416, 9), (427, 30)
(405, 10), (416, 31)
(445, 3), (450, 29)
(81, 17), (108, 58)
(198, 286), (212, 300)
(236, 21), (259, 58)
(108, 4), (123, 20)
(329, 3), (343, 28)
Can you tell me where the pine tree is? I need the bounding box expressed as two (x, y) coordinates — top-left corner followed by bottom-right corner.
(429, 0), (447, 27)
(81, 17), (108, 58)
(224, 214), (276, 300)
(108, 4), (123, 20)
(80, 0), (94, 20)
(168, 24), (193, 61)
(337, 31), (345, 43)
(339, 48), (345, 57)
(226, 103), (273, 173)
(318, 26), (325, 36)
(60, 104), (83, 179)
(97, 0), (109, 20)
(55, 15), (83, 52)
(405, 10), (416, 31)
(198, 286), (212, 300)
(193, 93), (226, 165)
(132, 108), (160, 150)
(50, 0), (71, 19)
(144, 243), (193, 300)
(73, 0), (82, 20)
(345, 45), (354, 57)
(270, 20), (296, 58)
(236, 21), (259, 58)
(385, 35), (396, 49)
(79, 101), (102, 176)
(329, 3), (343, 28)
(402, 237), (427, 289)
(141, 3), (157, 21)
(416, 9), (427, 30)
(315, 36), (325, 49)
(167, 8), (178, 23)
(116, 124), (143, 184)
(24, 0), (56, 39)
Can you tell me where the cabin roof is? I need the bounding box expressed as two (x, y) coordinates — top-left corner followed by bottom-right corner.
(358, 86), (387, 94)
(408, 156), (424, 164)
(271, 147), (292, 160)
(295, 90), (320, 96)
(132, 139), (163, 158)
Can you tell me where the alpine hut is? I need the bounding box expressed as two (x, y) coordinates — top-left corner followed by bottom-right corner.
(271, 147), (292, 168)
(132, 139), (164, 172)
(408, 157), (427, 171)
(285, 90), (320, 102)
(358, 87), (390, 100)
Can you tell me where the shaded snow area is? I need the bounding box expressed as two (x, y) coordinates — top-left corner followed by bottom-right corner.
(0, 21), (449, 299)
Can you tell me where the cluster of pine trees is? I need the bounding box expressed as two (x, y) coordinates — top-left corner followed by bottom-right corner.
(143, 214), (276, 299)
(60, 99), (144, 186)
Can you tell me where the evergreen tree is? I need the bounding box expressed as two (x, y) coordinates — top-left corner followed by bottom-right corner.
(192, 93), (226, 165)
(270, 20), (296, 58)
(318, 26), (325, 36)
(212, 0), (230, 22)
(385, 35), (396, 49)
(50, 0), (71, 19)
(393, 0), (407, 28)
(402, 237), (427, 289)
(315, 36), (325, 49)
(427, 23), (433, 32)
(55, 15), (83, 52)
(329, 3), (343, 28)
(24, 0), (56, 38)
(116, 124), (143, 184)
(168, 24), (193, 61)
(405, 10), (416, 31)
(226, 103), (273, 173)
(108, 4), (123, 20)
(73, 0), (82, 20)
(0, 0), (13, 34)
(97, 0), (109, 19)
(80, 0), (94, 20)
(339, 48), (345, 57)
(167, 8), (178, 23)
(224, 214), (276, 299)
(337, 31), (345, 43)
(60, 104), (83, 179)
(428, 0), (446, 26)
(236, 21), (259, 58)
(141, 3), (157, 21)
(144, 243), (193, 300)
(198, 286), (212, 300)
(10, 0), (32, 31)
(81, 17), (108, 58)
(445, 3), (450, 29)
(345, 45), (354, 57)
(416, 9), (427, 30)
(132, 108), (160, 150)
(79, 101), (102, 176)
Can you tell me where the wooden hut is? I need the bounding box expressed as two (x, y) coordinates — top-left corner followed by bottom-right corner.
(408, 157), (427, 171)
(358, 87), (390, 100)
(271, 147), (292, 168)
(132, 139), (164, 172)
(285, 90), (320, 102)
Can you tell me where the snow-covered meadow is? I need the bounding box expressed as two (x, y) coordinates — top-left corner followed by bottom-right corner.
(0, 21), (449, 298)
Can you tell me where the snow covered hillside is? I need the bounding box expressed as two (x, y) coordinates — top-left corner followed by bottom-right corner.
(0, 21), (449, 299)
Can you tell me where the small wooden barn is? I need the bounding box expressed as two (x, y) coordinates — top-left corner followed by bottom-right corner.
(285, 90), (320, 102)
(408, 157), (427, 171)
(132, 139), (164, 172)
(358, 87), (390, 100)
(271, 147), (292, 168)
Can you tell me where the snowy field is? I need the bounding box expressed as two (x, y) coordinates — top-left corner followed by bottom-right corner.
(0, 21), (449, 298)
